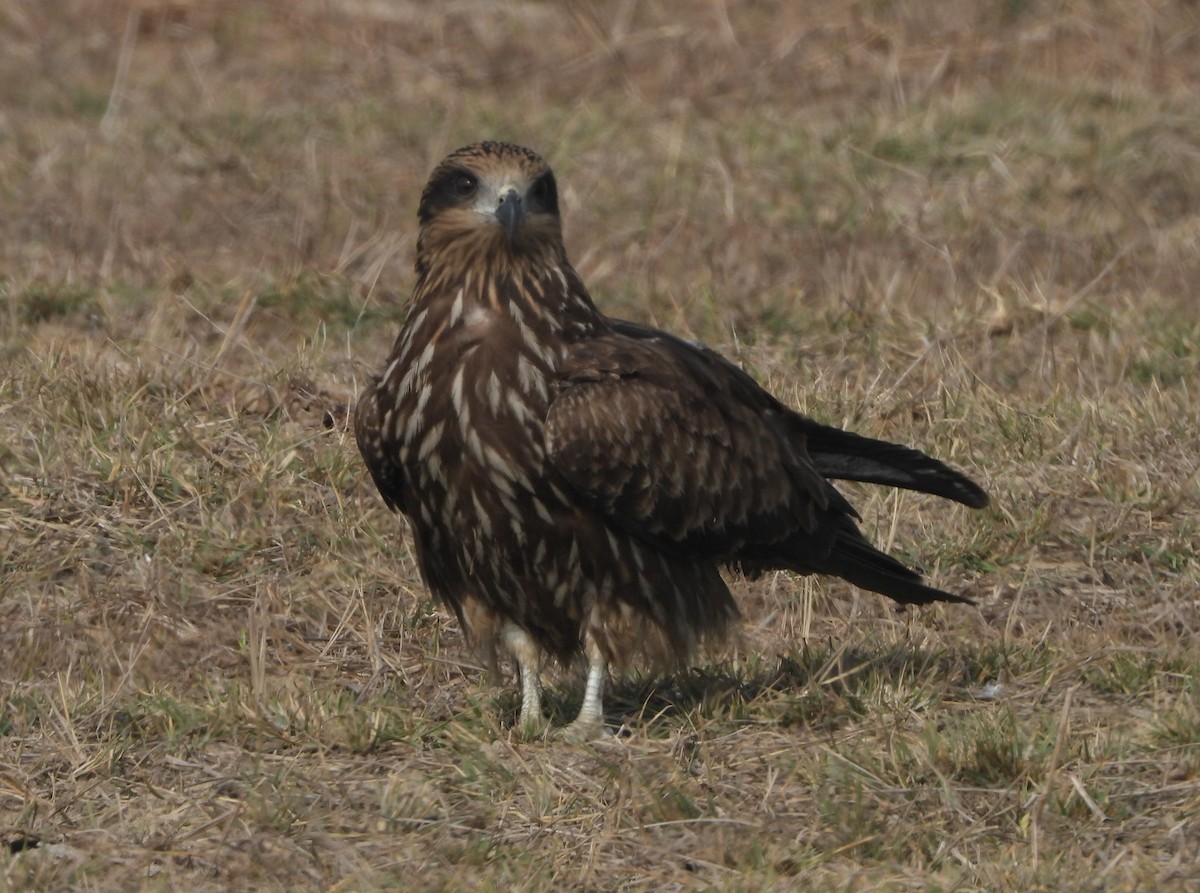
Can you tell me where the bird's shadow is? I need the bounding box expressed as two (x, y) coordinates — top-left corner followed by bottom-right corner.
(502, 642), (990, 736)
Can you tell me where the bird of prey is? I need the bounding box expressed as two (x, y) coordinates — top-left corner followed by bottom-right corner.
(355, 141), (989, 739)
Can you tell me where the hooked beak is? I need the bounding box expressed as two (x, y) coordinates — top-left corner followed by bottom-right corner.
(495, 187), (525, 245)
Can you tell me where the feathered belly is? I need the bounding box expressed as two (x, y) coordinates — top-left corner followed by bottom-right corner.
(409, 447), (597, 656)
(391, 349), (598, 652)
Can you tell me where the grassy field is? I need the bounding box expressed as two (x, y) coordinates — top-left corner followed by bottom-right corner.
(2, 0), (1199, 889)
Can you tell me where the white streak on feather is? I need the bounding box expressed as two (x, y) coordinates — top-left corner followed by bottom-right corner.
(505, 390), (535, 426)
(553, 579), (571, 607)
(551, 265), (569, 299)
(448, 287), (465, 326)
(482, 444), (527, 493)
(507, 513), (526, 546)
(512, 305), (557, 368)
(414, 382), (432, 418)
(403, 384), (432, 442)
(531, 497), (553, 525)
(465, 427), (488, 471)
(401, 412), (420, 444)
(488, 472), (518, 503)
(516, 353), (548, 403)
(382, 356), (402, 388)
(497, 489), (521, 521)
(605, 529), (622, 560)
(425, 452), (444, 484)
(471, 492), (493, 537)
(397, 309), (427, 357)
(486, 371), (503, 415)
(630, 537), (646, 572)
(399, 341), (436, 398)
(450, 366), (466, 418)
(417, 421), (444, 461)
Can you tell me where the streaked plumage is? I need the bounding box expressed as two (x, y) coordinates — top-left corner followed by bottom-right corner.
(355, 141), (989, 737)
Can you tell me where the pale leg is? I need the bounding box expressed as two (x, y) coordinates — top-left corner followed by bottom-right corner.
(563, 632), (608, 741)
(502, 622), (544, 735)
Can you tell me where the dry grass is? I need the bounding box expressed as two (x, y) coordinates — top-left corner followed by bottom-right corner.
(2, 0), (1199, 889)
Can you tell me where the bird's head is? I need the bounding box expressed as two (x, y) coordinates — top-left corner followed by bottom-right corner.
(415, 141), (564, 276)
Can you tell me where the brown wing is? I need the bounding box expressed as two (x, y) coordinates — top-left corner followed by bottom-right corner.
(544, 333), (852, 560)
(545, 328), (977, 606)
(354, 377), (407, 513)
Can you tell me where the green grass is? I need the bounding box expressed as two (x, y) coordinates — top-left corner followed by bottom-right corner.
(1, 1), (1199, 890)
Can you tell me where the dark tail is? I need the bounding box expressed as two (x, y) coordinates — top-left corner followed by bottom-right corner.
(808, 528), (975, 606)
(794, 417), (989, 509)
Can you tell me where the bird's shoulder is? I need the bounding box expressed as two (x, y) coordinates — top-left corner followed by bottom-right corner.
(554, 318), (790, 428)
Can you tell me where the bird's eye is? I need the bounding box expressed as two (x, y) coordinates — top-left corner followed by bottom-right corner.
(452, 173), (478, 199)
(528, 173), (557, 212)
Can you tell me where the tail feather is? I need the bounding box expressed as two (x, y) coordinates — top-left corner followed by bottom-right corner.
(795, 417), (989, 509)
(810, 531), (975, 606)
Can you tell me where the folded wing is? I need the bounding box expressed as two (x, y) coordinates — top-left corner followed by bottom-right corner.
(546, 323), (984, 606)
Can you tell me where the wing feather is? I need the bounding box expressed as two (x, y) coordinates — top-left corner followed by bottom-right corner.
(545, 335), (841, 559)
(354, 378), (407, 513)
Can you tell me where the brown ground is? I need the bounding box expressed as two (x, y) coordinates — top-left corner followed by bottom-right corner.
(2, 1), (1198, 890)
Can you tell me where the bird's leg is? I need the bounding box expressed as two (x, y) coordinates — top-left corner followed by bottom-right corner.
(562, 632), (608, 741)
(501, 622), (544, 736)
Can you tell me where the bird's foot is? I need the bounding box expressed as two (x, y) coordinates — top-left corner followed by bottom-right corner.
(557, 714), (611, 743)
(515, 710), (549, 741)
(503, 622), (547, 741)
(558, 632), (610, 742)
